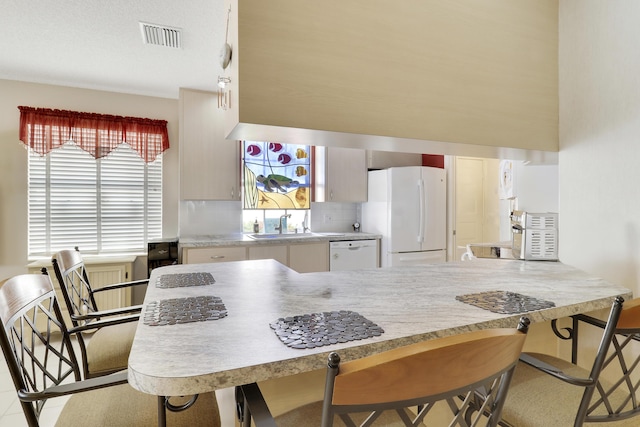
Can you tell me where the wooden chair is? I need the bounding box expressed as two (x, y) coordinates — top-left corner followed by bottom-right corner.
(51, 247), (147, 379)
(500, 296), (640, 426)
(237, 317), (530, 427)
(0, 273), (220, 427)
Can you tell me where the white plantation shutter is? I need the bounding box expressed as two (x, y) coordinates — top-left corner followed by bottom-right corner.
(28, 141), (162, 256)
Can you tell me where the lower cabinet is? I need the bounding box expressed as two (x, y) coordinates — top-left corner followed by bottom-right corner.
(182, 246), (248, 264)
(183, 242), (329, 273)
(248, 245), (288, 265)
(288, 242), (329, 273)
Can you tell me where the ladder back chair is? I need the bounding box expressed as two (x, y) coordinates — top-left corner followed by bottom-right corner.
(500, 296), (640, 426)
(51, 247), (147, 379)
(237, 317), (530, 427)
(0, 273), (220, 427)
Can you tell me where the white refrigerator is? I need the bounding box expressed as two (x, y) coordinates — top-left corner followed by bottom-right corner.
(362, 166), (446, 267)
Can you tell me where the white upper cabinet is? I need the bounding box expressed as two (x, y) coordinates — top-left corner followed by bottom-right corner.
(314, 146), (367, 202)
(180, 88), (240, 201)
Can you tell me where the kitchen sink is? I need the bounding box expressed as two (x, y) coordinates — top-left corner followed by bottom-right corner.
(248, 233), (317, 240)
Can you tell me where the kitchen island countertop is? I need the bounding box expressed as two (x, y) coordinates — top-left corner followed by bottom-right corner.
(128, 258), (632, 397)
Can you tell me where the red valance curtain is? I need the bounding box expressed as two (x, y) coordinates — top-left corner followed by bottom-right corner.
(18, 106), (169, 163)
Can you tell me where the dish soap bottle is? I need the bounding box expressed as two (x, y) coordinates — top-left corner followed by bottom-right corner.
(253, 218), (259, 233)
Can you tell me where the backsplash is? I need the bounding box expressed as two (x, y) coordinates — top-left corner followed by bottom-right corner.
(179, 201), (243, 236)
(179, 201), (359, 236)
(309, 202), (359, 232)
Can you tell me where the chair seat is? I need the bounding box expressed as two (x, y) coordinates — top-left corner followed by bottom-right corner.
(56, 383), (220, 427)
(502, 353), (639, 427)
(275, 400), (427, 427)
(86, 321), (137, 376)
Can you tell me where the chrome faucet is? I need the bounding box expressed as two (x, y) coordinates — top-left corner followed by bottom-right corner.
(275, 214), (291, 234)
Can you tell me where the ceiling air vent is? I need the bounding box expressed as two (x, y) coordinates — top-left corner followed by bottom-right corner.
(139, 22), (182, 48)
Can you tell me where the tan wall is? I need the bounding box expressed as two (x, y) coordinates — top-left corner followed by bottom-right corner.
(0, 79), (179, 270)
(558, 1), (640, 369)
(225, 0), (559, 159)
(559, 1), (640, 297)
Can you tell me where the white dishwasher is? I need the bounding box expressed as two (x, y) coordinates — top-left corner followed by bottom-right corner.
(329, 240), (378, 271)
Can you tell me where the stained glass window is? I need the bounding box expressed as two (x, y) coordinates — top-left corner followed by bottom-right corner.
(243, 141), (311, 210)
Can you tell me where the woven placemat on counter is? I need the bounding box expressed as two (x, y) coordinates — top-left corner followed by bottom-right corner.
(156, 272), (215, 288)
(270, 310), (384, 349)
(456, 290), (555, 314)
(143, 295), (227, 326)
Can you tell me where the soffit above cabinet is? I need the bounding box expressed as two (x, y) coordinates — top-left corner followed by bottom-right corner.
(222, 0), (559, 163)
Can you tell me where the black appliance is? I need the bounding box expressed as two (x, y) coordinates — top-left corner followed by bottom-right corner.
(147, 239), (179, 278)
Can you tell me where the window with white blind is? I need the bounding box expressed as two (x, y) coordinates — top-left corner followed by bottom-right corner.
(28, 141), (162, 256)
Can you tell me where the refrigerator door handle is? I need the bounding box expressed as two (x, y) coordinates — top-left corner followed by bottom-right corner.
(418, 178), (425, 243)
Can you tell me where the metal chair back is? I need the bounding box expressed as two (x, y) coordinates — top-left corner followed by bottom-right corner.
(573, 297), (640, 423)
(502, 297), (640, 427)
(237, 317), (530, 426)
(320, 318), (530, 427)
(51, 247), (99, 327)
(0, 273), (81, 427)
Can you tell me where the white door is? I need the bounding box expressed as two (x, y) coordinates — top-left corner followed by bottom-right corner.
(454, 157), (501, 260)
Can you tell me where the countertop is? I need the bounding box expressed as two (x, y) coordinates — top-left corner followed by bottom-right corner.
(128, 258), (632, 396)
(179, 232), (381, 248)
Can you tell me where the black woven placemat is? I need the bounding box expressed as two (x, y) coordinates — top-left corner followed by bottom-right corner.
(456, 290), (555, 314)
(143, 296), (227, 326)
(270, 310), (384, 349)
(156, 272), (215, 288)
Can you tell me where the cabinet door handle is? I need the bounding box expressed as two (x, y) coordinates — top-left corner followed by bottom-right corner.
(330, 190), (333, 200)
(211, 255), (225, 259)
(231, 188), (235, 198)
